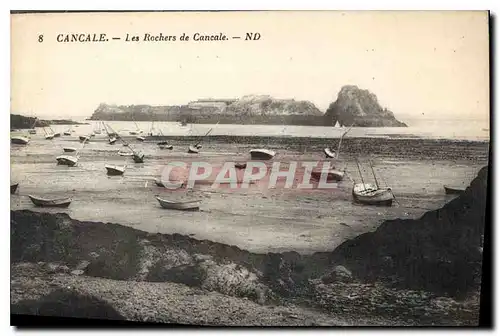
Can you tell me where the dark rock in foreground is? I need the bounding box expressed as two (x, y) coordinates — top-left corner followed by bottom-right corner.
(324, 85), (407, 127)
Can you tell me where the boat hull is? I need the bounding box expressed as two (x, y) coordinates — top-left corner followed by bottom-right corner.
(444, 186), (466, 195)
(53, 133), (61, 138)
(310, 169), (344, 182)
(56, 156), (78, 167)
(109, 137), (117, 145)
(156, 197), (201, 211)
(249, 149), (276, 160)
(105, 165), (125, 176)
(63, 147), (76, 153)
(323, 148), (336, 158)
(79, 136), (89, 142)
(28, 130), (37, 134)
(11, 137), (30, 145)
(132, 154), (145, 163)
(63, 132), (71, 136)
(28, 195), (72, 208)
(188, 145), (199, 154)
(11, 183), (18, 194)
(352, 184), (394, 206)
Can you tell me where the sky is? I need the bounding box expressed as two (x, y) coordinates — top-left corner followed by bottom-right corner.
(11, 11), (489, 121)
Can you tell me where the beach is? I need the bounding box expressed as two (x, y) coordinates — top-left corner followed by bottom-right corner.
(10, 123), (489, 254)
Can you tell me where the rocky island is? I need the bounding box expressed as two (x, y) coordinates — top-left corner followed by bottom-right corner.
(88, 87), (408, 127)
(324, 85), (407, 127)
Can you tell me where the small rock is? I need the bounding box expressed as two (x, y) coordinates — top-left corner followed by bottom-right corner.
(71, 269), (84, 276)
(75, 260), (90, 271)
(88, 252), (100, 259)
(321, 265), (353, 284)
(46, 263), (60, 273)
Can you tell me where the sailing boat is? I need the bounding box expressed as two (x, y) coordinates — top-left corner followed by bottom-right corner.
(352, 159), (394, 206)
(188, 122), (219, 154)
(49, 125), (60, 138)
(108, 124), (144, 163)
(157, 127), (173, 150)
(129, 118), (143, 135)
(57, 137), (88, 166)
(103, 123), (117, 144)
(93, 122), (102, 134)
(63, 125), (72, 136)
(28, 117), (38, 134)
(324, 125), (353, 159)
(42, 126), (54, 140)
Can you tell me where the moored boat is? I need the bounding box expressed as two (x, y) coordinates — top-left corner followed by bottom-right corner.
(352, 183), (394, 206)
(444, 185), (466, 195)
(28, 195), (72, 208)
(63, 131), (71, 136)
(156, 196), (201, 211)
(56, 155), (78, 166)
(109, 137), (117, 145)
(118, 150), (133, 156)
(188, 145), (199, 154)
(11, 183), (19, 194)
(324, 148), (336, 158)
(11, 136), (30, 145)
(63, 147), (77, 153)
(105, 164), (126, 176)
(45, 134), (54, 140)
(53, 132), (61, 138)
(249, 149), (276, 160)
(79, 135), (90, 142)
(235, 162), (247, 170)
(310, 168), (344, 182)
(28, 129), (37, 134)
(132, 153), (145, 163)
(136, 136), (145, 142)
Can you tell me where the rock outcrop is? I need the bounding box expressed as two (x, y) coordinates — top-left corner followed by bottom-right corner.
(10, 114), (86, 129)
(324, 85), (407, 127)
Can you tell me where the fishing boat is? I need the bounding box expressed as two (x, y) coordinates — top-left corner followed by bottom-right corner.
(56, 155), (78, 166)
(63, 147), (77, 153)
(11, 183), (18, 194)
(250, 149), (276, 160)
(444, 185), (466, 195)
(352, 159), (394, 206)
(28, 195), (72, 208)
(156, 196), (201, 211)
(48, 126), (60, 138)
(324, 125), (353, 158)
(11, 136), (30, 145)
(187, 123), (218, 154)
(105, 164), (126, 176)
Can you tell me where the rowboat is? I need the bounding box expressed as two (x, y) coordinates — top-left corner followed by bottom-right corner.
(159, 144), (173, 150)
(352, 183), (394, 206)
(28, 195), (72, 208)
(118, 150), (133, 156)
(109, 137), (117, 145)
(56, 155), (78, 166)
(63, 131), (71, 136)
(129, 131), (138, 135)
(53, 132), (61, 138)
(28, 129), (37, 134)
(105, 164), (126, 176)
(11, 136), (30, 145)
(79, 135), (90, 142)
(63, 147), (77, 153)
(45, 134), (54, 140)
(156, 196), (201, 211)
(136, 136), (145, 142)
(249, 149), (276, 160)
(11, 183), (18, 194)
(444, 185), (466, 195)
(324, 148), (336, 158)
(188, 145), (200, 154)
(310, 168), (344, 182)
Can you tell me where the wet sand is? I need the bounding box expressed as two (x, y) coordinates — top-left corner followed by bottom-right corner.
(10, 133), (488, 254)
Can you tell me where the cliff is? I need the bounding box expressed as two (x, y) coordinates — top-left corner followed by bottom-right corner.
(89, 96), (325, 126)
(324, 85), (407, 127)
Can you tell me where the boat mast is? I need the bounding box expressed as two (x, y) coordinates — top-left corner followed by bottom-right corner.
(369, 160), (380, 189)
(355, 158), (366, 191)
(335, 124), (354, 160)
